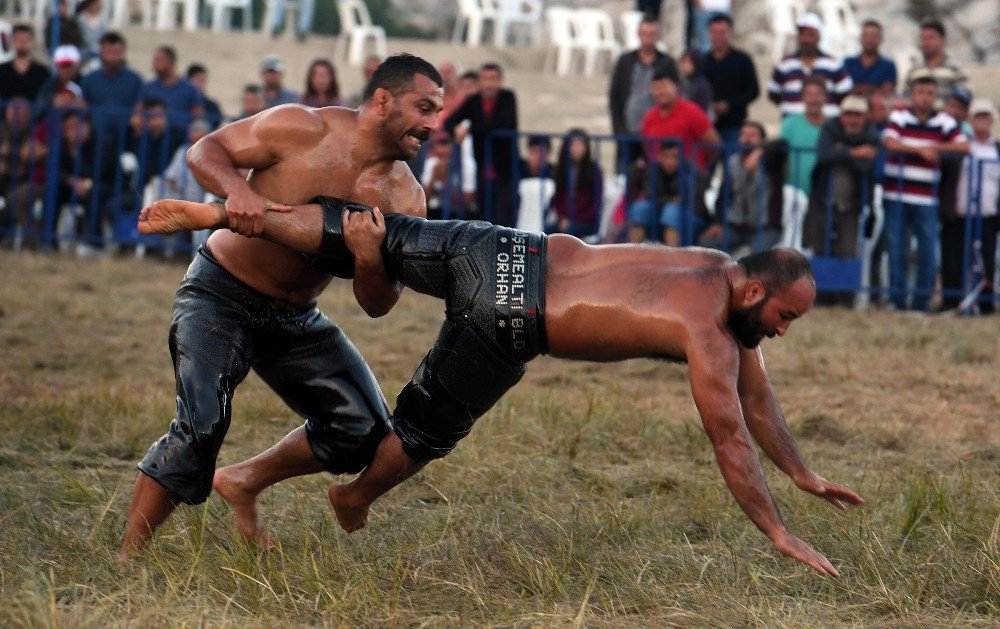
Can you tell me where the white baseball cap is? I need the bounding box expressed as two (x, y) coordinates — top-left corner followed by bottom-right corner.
(53, 44), (81, 66)
(796, 13), (823, 33)
(969, 98), (995, 117)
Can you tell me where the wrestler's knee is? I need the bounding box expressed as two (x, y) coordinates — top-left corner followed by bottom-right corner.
(304, 411), (390, 474)
(138, 359), (235, 505)
(391, 372), (475, 462)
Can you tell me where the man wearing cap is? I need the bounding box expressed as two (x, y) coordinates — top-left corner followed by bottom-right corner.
(260, 55), (299, 108)
(0, 24), (51, 102)
(34, 45), (84, 117)
(904, 18), (968, 108)
(804, 95), (881, 288)
(843, 20), (897, 96)
(941, 98), (999, 312)
(768, 12), (852, 119)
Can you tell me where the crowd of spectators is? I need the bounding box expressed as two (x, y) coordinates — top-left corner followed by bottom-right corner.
(1, 9), (998, 312)
(0, 22), (359, 255)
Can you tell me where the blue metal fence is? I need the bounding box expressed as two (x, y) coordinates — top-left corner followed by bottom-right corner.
(1, 106), (996, 312)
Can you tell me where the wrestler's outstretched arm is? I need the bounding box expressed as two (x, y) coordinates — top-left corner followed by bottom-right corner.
(736, 346), (864, 510)
(687, 331), (841, 577)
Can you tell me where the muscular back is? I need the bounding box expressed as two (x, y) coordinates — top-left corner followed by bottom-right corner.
(544, 237), (735, 361)
(201, 105), (426, 303)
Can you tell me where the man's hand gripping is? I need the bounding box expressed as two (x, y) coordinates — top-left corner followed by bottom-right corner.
(225, 187), (292, 236)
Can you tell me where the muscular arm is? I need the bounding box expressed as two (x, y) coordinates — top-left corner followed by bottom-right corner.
(685, 325), (841, 576)
(736, 346), (810, 481)
(187, 105), (325, 234)
(688, 334), (787, 541)
(737, 346), (865, 510)
(187, 105), (324, 197)
(349, 185), (427, 317)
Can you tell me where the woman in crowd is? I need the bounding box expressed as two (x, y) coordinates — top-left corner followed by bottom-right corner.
(679, 48), (713, 114)
(546, 128), (603, 238)
(299, 59), (341, 108)
(76, 0), (108, 65)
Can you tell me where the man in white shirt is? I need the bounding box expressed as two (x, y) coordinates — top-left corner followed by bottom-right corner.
(941, 99), (999, 312)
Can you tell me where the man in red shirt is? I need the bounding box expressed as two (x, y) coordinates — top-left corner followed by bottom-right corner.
(641, 66), (720, 171)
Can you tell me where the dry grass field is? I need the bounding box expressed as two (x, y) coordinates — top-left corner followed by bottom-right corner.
(0, 250), (997, 627)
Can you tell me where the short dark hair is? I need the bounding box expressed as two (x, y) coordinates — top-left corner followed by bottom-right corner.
(640, 12), (659, 26)
(658, 139), (682, 152)
(527, 134), (551, 149)
(155, 45), (177, 63)
(243, 84), (263, 96)
(742, 120), (767, 140)
(920, 17), (945, 38)
(12, 24), (34, 37)
(802, 75), (828, 94)
(99, 31), (125, 46)
(708, 13), (733, 27)
(460, 70), (478, 82)
(142, 97), (166, 110)
(861, 19), (882, 32)
(480, 62), (503, 78)
(362, 53), (443, 102)
(652, 63), (679, 83)
(738, 248), (815, 293)
(186, 63), (206, 78)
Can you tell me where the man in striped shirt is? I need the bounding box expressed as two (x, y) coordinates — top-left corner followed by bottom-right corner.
(767, 13), (852, 119)
(881, 76), (969, 311)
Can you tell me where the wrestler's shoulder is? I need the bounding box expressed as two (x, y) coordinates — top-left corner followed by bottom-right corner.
(260, 104), (355, 131)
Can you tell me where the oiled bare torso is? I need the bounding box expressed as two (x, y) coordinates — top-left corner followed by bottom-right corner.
(544, 237), (735, 361)
(207, 107), (423, 304)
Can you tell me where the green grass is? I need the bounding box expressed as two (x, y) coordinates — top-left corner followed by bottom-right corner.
(0, 250), (998, 626)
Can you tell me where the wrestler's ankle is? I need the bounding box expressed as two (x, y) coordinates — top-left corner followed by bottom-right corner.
(328, 483), (368, 508)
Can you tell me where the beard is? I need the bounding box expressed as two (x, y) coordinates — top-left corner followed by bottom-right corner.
(728, 297), (771, 349)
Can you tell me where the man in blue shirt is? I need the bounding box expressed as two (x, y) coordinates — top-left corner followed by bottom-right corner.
(843, 20), (897, 96)
(138, 46), (204, 145)
(260, 55), (299, 108)
(81, 32), (144, 134)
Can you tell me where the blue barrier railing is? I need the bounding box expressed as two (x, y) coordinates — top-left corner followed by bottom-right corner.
(1, 101), (219, 253)
(2, 107), (996, 312)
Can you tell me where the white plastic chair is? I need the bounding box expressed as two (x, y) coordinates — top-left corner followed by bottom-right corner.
(767, 0), (807, 63)
(855, 183), (884, 309)
(0, 20), (13, 63)
(590, 172), (625, 244)
(817, 0), (860, 58)
(263, 0), (304, 35)
(572, 9), (620, 76)
(107, 0), (155, 28)
(335, 0), (386, 67)
(619, 10), (642, 51)
(780, 184), (809, 251)
(493, 0), (542, 47)
(155, 0), (198, 31)
(452, 0), (495, 47)
(207, 0), (252, 33)
(516, 177), (554, 234)
(544, 6), (579, 76)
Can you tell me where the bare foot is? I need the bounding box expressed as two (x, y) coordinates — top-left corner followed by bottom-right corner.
(116, 550), (135, 575)
(137, 199), (227, 235)
(328, 484), (370, 532)
(213, 466), (275, 549)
